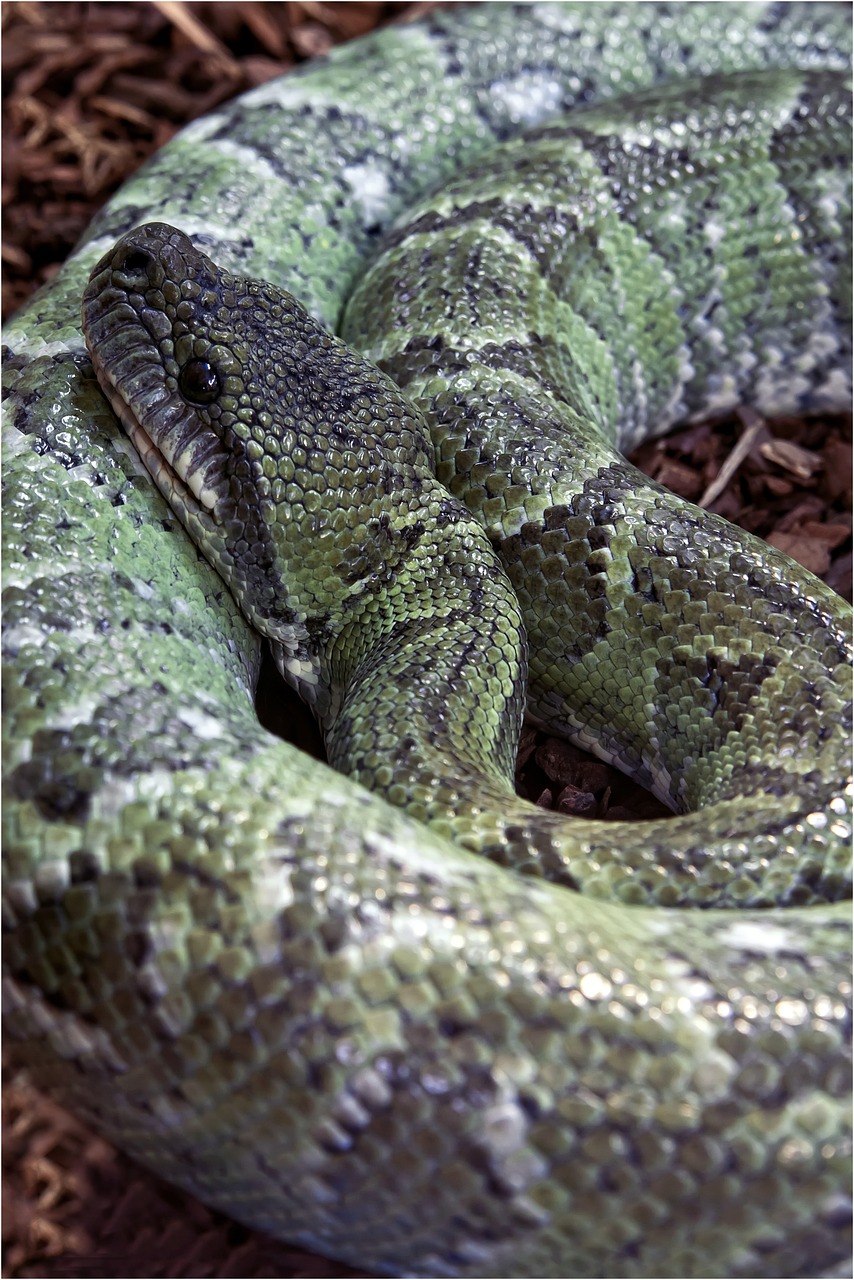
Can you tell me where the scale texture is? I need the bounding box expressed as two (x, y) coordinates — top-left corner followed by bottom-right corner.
(2, 5), (852, 1278)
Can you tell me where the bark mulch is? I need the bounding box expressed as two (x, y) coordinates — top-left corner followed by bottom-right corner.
(2, 0), (428, 314)
(3, 3), (851, 1278)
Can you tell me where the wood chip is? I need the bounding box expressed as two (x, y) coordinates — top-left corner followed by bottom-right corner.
(698, 409), (766, 508)
(516, 725), (539, 769)
(151, 0), (236, 65)
(763, 474), (794, 496)
(795, 520), (851, 549)
(88, 94), (157, 129)
(760, 436), (823, 480)
(776, 496), (827, 532)
(655, 457), (704, 500)
(822, 437), (853, 503)
(535, 739), (586, 787)
(826, 550), (853, 598)
(766, 531), (831, 577)
(240, 2), (292, 58)
(555, 784), (598, 816)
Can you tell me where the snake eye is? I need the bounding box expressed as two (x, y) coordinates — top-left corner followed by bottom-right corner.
(179, 359), (221, 405)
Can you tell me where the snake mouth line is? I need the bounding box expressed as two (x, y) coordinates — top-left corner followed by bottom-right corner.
(87, 344), (228, 525)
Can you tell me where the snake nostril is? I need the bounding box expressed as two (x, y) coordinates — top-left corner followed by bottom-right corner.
(121, 248), (155, 274)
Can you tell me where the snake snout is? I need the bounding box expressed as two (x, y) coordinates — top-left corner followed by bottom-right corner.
(83, 223), (250, 524)
(98, 220), (196, 289)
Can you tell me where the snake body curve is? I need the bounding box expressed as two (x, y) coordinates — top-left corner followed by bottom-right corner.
(3, 6), (852, 1278)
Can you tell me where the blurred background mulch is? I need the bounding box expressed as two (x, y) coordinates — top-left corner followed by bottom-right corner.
(3, 1073), (364, 1279)
(2, 0), (432, 314)
(3, 2), (851, 1278)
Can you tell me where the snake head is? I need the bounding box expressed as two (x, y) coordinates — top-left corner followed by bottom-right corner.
(83, 222), (295, 630)
(81, 221), (441, 711)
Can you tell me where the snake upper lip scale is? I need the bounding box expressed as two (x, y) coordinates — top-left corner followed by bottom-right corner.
(4, 4), (853, 1278)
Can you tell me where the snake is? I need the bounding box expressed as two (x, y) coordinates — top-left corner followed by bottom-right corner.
(2, 4), (852, 1277)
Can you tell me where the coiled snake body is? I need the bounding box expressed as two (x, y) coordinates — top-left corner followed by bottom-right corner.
(3, 6), (852, 1277)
